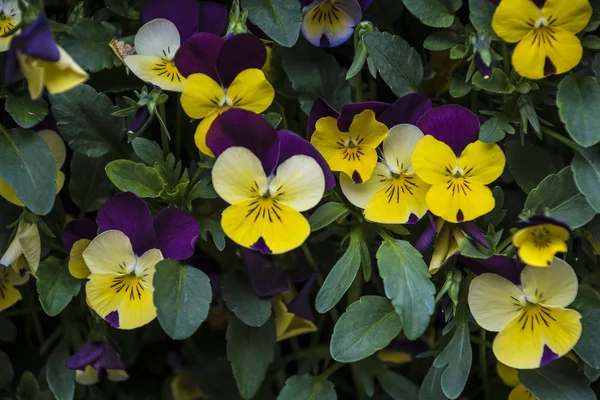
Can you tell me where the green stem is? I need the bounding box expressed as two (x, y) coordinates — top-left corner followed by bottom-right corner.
(353, 74), (363, 102)
(157, 103), (170, 156)
(301, 244), (340, 322)
(479, 329), (491, 400)
(319, 362), (345, 382)
(272, 345), (330, 371)
(175, 93), (183, 159)
(470, 335), (493, 349)
(470, 90), (479, 113)
(502, 43), (510, 74)
(542, 128), (581, 152)
(496, 234), (514, 253)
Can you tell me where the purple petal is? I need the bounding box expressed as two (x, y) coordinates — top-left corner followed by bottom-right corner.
(475, 53), (492, 79)
(307, 97), (338, 139)
(241, 249), (289, 297)
(299, 0), (313, 6)
(460, 255), (523, 285)
(540, 346), (558, 367)
(251, 237), (272, 254)
(378, 93), (432, 128)
(216, 34), (267, 87)
(128, 108), (149, 133)
(174, 33), (223, 79)
(142, 0), (200, 40)
(96, 193), (157, 255)
(62, 219), (98, 253)
(416, 105), (480, 156)
(5, 47), (19, 87)
(358, 0), (374, 10)
(106, 311), (120, 328)
(154, 208), (200, 260)
(337, 101), (389, 132)
(515, 215), (571, 232)
(206, 109), (280, 176)
(66, 342), (104, 370)
(92, 343), (125, 371)
(198, 1), (228, 35)
(458, 221), (489, 248)
(407, 213), (420, 224)
(10, 15), (60, 61)
(277, 130), (336, 190)
(386, 337), (429, 356)
(414, 213), (438, 253)
(287, 273), (317, 321)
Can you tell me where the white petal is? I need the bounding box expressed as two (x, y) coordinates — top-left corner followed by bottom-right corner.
(383, 124), (424, 174)
(82, 230), (136, 275)
(521, 257), (578, 308)
(468, 273), (523, 332)
(134, 18), (180, 58)
(212, 147), (268, 205)
(124, 54), (185, 92)
(270, 155), (325, 212)
(340, 162), (389, 208)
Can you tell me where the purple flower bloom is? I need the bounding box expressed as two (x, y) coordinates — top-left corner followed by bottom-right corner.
(241, 249), (289, 297)
(416, 105), (481, 156)
(128, 107), (150, 133)
(66, 341), (125, 373)
(460, 255), (524, 285)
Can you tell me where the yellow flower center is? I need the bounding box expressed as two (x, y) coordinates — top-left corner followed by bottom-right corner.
(530, 226), (552, 248)
(152, 59), (184, 84)
(514, 303), (557, 332)
(110, 260), (151, 301)
(310, 0), (343, 25)
(443, 163), (474, 197)
(0, 13), (16, 35)
(337, 134), (365, 162)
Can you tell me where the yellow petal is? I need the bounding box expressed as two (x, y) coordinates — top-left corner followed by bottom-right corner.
(0, 270), (21, 312)
(468, 273), (523, 332)
(348, 110), (388, 149)
(492, 0), (541, 43)
(69, 239), (92, 279)
(107, 370), (129, 382)
(270, 155), (325, 212)
(17, 52), (45, 99)
(0, 177), (23, 207)
(509, 384), (537, 400)
(212, 147), (268, 205)
(514, 225), (569, 267)
(520, 258), (578, 308)
(0, 221), (41, 273)
(496, 362), (520, 388)
(412, 135), (457, 185)
(542, 0), (592, 33)
(426, 180), (495, 223)
(340, 162), (389, 209)
(226, 68), (275, 113)
(124, 54), (185, 92)
(193, 109), (223, 157)
(41, 46), (89, 96)
(273, 295), (317, 341)
(458, 141), (505, 185)
(221, 199), (311, 254)
(493, 305), (581, 369)
(75, 365), (100, 385)
(376, 350), (413, 364)
(364, 173), (429, 224)
(181, 73), (223, 119)
(37, 130), (66, 169)
(83, 231), (136, 275)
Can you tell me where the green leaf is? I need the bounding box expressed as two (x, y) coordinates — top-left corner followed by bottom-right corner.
(5, 92), (48, 129)
(315, 230), (361, 313)
(582, 35), (600, 49)
(524, 167), (596, 229)
(36, 257), (81, 316)
(105, 0), (140, 19)
(449, 76), (472, 98)
(105, 160), (165, 198)
(0, 128), (57, 215)
(330, 296), (403, 363)
(60, 18), (120, 72)
(69, 152), (115, 213)
(363, 32), (423, 98)
(376, 239), (435, 339)
(263, 112), (283, 129)
(574, 309), (600, 369)
(17, 372), (42, 400)
(418, 366), (446, 400)
(132, 138), (164, 166)
(277, 374), (337, 400)
(519, 358), (595, 400)
(242, 0), (302, 47)
(46, 342), (75, 400)
(309, 202), (348, 231)
(346, 39), (369, 80)
(401, 0), (461, 28)
(468, 0), (496, 35)
(572, 148), (600, 212)
(226, 316), (276, 399)
(282, 41), (351, 114)
(557, 75), (600, 147)
(198, 218), (226, 251)
(376, 369), (419, 400)
(222, 272), (272, 327)
(572, 285), (600, 311)
(423, 31), (463, 51)
(50, 84), (129, 158)
(0, 351), (13, 389)
(506, 141), (557, 193)
(154, 259), (212, 340)
(479, 116), (515, 143)
(472, 69), (514, 94)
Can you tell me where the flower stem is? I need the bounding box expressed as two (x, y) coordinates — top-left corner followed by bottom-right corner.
(175, 93), (183, 159)
(479, 328), (492, 400)
(157, 103), (170, 156)
(542, 128), (582, 152)
(353, 74), (363, 102)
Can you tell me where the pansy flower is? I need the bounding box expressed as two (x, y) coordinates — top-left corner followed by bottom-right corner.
(71, 193), (199, 330)
(496, 362), (537, 400)
(0, 0), (21, 52)
(416, 214), (488, 273)
(5, 15), (88, 99)
(1, 219), (41, 274)
(66, 341), (128, 385)
(300, 0), (372, 47)
(0, 261), (29, 312)
(208, 109), (333, 254)
(0, 130), (66, 208)
(412, 105), (506, 223)
(492, 0), (592, 79)
(469, 257), (582, 369)
(512, 216), (570, 267)
(177, 33), (273, 156)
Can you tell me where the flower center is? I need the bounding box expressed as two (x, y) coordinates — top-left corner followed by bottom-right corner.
(336, 134), (365, 162)
(530, 226), (552, 248)
(535, 17), (548, 28)
(152, 58), (183, 83)
(111, 259), (150, 300)
(0, 13), (15, 34)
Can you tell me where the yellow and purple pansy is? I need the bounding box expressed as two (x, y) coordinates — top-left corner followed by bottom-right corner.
(0, 0), (21, 52)
(177, 33), (274, 156)
(66, 341), (129, 385)
(208, 109), (334, 254)
(411, 106), (506, 223)
(300, 0), (372, 47)
(512, 215), (570, 267)
(63, 193), (200, 330)
(492, 0), (592, 79)
(469, 256), (582, 369)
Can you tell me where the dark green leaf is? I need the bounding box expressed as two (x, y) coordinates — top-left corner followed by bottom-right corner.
(46, 341), (75, 400)
(472, 69), (514, 94)
(479, 116), (515, 143)
(309, 202), (348, 231)
(0, 128), (56, 215)
(572, 285), (600, 311)
(198, 218), (226, 251)
(524, 167), (596, 229)
(132, 138), (164, 165)
(0, 351), (13, 389)
(263, 112), (283, 129)
(506, 141), (557, 193)
(423, 31), (462, 51)
(277, 374), (337, 400)
(316, 230), (361, 313)
(468, 0), (496, 35)
(574, 309), (600, 369)
(69, 152), (114, 213)
(376, 239), (435, 339)
(519, 358), (595, 400)
(60, 18), (120, 72)
(572, 148), (600, 212)
(418, 366), (446, 400)
(105, 160), (165, 198)
(582, 35), (600, 49)
(449, 76), (471, 98)
(36, 257), (81, 316)
(154, 259), (212, 340)
(401, 0), (461, 28)
(364, 32), (423, 98)
(330, 296), (403, 363)
(50, 84), (129, 158)
(557, 75), (600, 147)
(242, 0), (302, 47)
(376, 369), (419, 400)
(5, 92), (48, 129)
(222, 272), (271, 327)
(227, 316), (276, 399)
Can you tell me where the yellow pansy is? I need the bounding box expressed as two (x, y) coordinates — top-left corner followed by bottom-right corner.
(0, 0), (21, 52)
(513, 217), (570, 267)
(273, 292), (317, 342)
(75, 365), (129, 386)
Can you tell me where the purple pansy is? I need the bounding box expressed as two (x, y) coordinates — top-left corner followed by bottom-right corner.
(66, 341), (125, 378)
(415, 213), (489, 254)
(460, 255), (525, 286)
